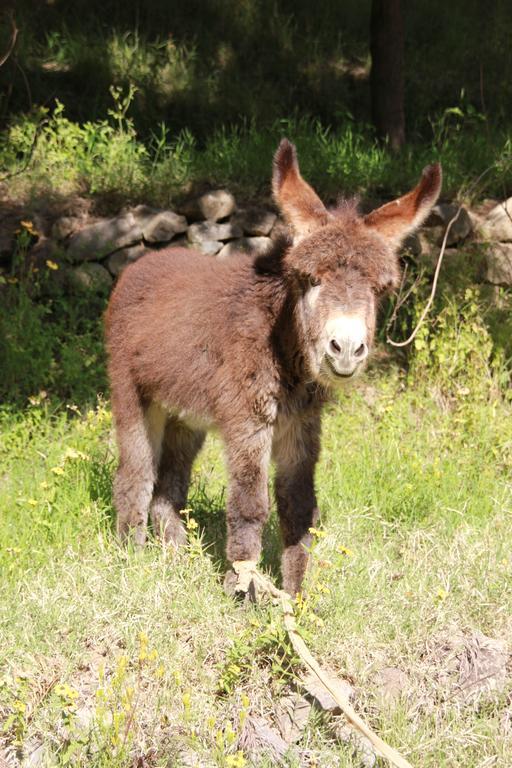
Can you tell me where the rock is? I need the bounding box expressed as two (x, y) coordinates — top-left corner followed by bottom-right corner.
(198, 189), (236, 221)
(142, 210), (188, 243)
(67, 262), (113, 292)
(425, 203), (473, 246)
(67, 213), (142, 262)
(178, 189), (236, 222)
(52, 216), (82, 242)
(484, 242), (512, 285)
(426, 628), (509, 706)
(276, 694), (311, 743)
(106, 244), (151, 277)
(217, 236), (272, 260)
(233, 208), (277, 236)
(22, 739), (45, 767)
(481, 198), (512, 241)
(302, 670), (354, 713)
(187, 220), (242, 245)
(195, 240), (223, 256)
(373, 667), (409, 704)
(332, 720), (377, 768)
(239, 714), (291, 764)
(401, 232), (422, 257)
(167, 236), (189, 249)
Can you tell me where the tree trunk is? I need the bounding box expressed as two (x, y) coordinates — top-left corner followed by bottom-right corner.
(370, 0), (405, 151)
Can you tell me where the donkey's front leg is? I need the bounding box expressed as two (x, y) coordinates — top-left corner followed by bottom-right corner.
(225, 426), (272, 568)
(274, 410), (321, 595)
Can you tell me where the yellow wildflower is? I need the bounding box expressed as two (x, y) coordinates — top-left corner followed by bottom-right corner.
(20, 220), (38, 235)
(308, 526), (326, 538)
(51, 466), (65, 476)
(46, 260), (59, 270)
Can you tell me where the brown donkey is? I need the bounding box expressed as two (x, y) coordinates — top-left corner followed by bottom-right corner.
(105, 140), (441, 595)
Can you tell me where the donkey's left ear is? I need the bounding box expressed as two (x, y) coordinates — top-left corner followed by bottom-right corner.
(364, 164), (442, 248)
(273, 139), (331, 243)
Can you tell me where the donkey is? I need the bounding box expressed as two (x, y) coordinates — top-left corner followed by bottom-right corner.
(105, 139), (441, 595)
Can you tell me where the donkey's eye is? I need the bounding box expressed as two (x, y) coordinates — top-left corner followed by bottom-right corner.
(308, 276), (321, 288)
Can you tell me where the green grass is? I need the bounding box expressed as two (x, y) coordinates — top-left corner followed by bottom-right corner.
(0, 279), (511, 766)
(2, 97), (512, 210)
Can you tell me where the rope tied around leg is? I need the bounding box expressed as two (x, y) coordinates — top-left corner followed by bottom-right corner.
(231, 560), (413, 768)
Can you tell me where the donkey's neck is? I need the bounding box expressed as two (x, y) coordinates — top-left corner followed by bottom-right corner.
(253, 238), (321, 395)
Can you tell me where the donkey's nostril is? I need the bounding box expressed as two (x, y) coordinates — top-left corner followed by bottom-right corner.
(354, 343), (367, 358)
(330, 338), (342, 355)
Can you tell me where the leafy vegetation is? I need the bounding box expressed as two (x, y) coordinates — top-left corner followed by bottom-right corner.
(3, 95), (512, 207)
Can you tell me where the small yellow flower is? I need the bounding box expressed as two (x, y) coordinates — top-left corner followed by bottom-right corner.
(308, 526), (326, 539)
(155, 663), (165, 679)
(20, 220), (38, 235)
(46, 260), (59, 270)
(226, 752), (246, 767)
(436, 588), (449, 601)
(337, 545), (354, 557)
(27, 498), (38, 507)
(182, 690), (191, 709)
(51, 466), (65, 476)
(186, 517), (198, 530)
(40, 480), (49, 489)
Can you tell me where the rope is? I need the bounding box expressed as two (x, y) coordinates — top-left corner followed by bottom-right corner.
(386, 208), (462, 348)
(231, 560), (413, 768)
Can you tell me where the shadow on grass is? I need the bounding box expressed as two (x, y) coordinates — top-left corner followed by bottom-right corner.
(88, 454), (115, 529)
(188, 479), (283, 584)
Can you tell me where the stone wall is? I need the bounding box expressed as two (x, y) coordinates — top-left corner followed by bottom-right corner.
(3, 189), (512, 292)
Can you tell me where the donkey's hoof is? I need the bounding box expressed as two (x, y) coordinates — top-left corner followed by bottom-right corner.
(224, 565), (259, 604)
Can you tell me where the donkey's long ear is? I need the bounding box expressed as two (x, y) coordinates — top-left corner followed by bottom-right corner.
(273, 139), (330, 243)
(364, 164), (442, 248)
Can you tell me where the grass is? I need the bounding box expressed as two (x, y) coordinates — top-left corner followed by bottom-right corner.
(0, 277), (511, 766)
(2, 96), (512, 210)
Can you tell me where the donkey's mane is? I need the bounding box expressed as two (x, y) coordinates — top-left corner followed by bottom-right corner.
(330, 197), (361, 220)
(253, 233), (293, 277)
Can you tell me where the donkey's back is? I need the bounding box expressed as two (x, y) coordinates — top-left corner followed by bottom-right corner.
(106, 246), (278, 424)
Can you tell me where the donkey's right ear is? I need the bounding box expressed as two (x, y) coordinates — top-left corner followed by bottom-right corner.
(272, 139), (331, 243)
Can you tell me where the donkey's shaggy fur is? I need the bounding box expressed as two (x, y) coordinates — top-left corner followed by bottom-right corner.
(106, 140), (441, 594)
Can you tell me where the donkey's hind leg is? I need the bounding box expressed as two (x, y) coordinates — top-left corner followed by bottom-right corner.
(113, 394), (166, 546)
(150, 416), (205, 544)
